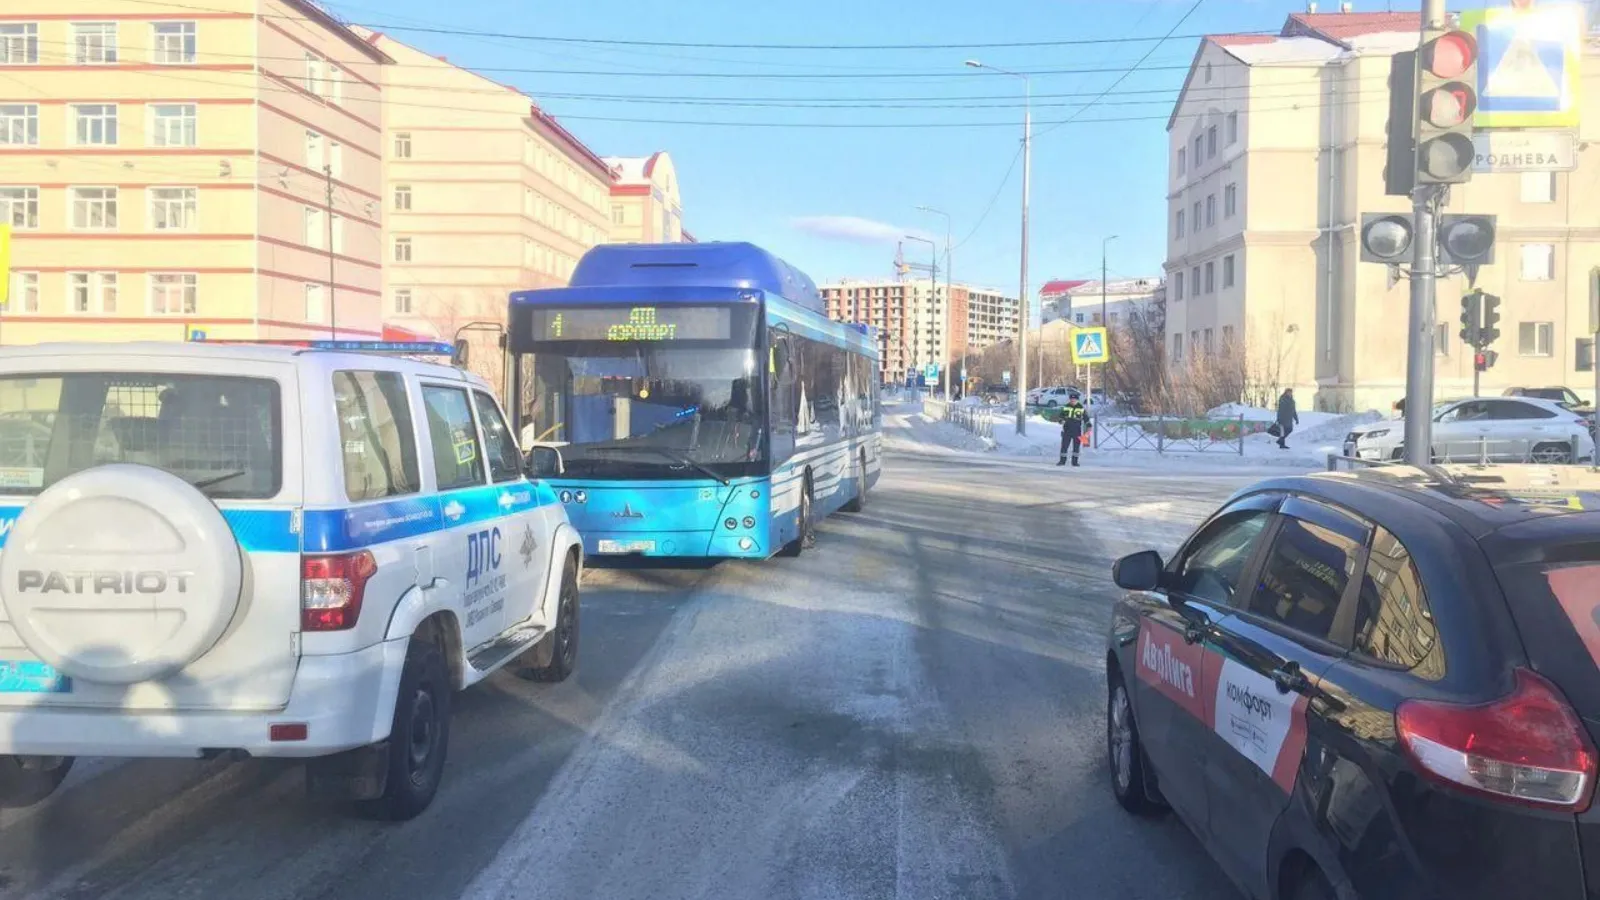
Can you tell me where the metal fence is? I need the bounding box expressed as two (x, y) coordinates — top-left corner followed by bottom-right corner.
(1327, 435), (1589, 471)
(1092, 414), (1257, 455)
(925, 399), (996, 441)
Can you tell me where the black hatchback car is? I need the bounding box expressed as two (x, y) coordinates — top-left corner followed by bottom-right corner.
(1105, 465), (1600, 900)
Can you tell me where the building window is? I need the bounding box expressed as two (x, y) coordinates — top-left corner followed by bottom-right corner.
(71, 104), (118, 146)
(1520, 171), (1556, 204)
(1204, 261), (1215, 293)
(149, 272), (197, 315)
(328, 141), (343, 178)
(303, 51), (327, 97)
(1519, 322), (1554, 357)
(1204, 328), (1214, 353)
(394, 237), (412, 263)
(305, 129), (324, 170)
(0, 24), (38, 65)
(151, 21), (196, 64)
(1173, 271), (1184, 300)
(1435, 322), (1449, 356)
(70, 187), (118, 230)
(1192, 200), (1202, 229)
(304, 283), (325, 323)
(612, 203), (625, 224)
(149, 186), (196, 230)
(148, 103), (196, 147)
(1194, 135), (1203, 163)
(1224, 183), (1237, 218)
(1222, 325), (1235, 353)
(1074, 312), (1085, 324)
(303, 206), (323, 248)
(1191, 329), (1200, 350)
(72, 22), (118, 65)
(1204, 62), (1213, 84)
(1222, 254), (1235, 288)
(1191, 266), (1200, 293)
(1207, 125), (1218, 157)
(1177, 146), (1186, 175)
(0, 104), (37, 146)
(330, 214), (343, 254)
(329, 62), (344, 104)
(0, 186), (38, 229)
(1519, 243), (1555, 281)
(7, 271), (38, 313)
(1172, 332), (1183, 361)
(394, 185), (412, 211)
(1205, 194), (1216, 227)
(394, 132), (412, 159)
(68, 271), (117, 313)
(393, 288), (413, 315)
(1174, 208), (1185, 238)
(1227, 112), (1238, 145)
(1578, 338), (1594, 373)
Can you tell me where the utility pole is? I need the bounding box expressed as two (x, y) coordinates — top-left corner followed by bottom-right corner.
(325, 164), (338, 340)
(1403, 0), (1447, 466)
(916, 205), (954, 401)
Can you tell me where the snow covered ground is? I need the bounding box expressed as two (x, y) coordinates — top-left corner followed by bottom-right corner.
(885, 397), (1384, 474)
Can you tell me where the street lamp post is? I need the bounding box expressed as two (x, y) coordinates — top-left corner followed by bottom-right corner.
(967, 59), (1030, 436)
(1101, 235), (1118, 329)
(916, 205), (953, 401)
(906, 234), (938, 396)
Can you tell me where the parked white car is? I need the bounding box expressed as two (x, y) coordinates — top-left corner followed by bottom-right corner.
(1344, 396), (1595, 464)
(0, 341), (583, 820)
(1028, 386), (1079, 407)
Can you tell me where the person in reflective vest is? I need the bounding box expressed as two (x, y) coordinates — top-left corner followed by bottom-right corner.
(1057, 394), (1089, 467)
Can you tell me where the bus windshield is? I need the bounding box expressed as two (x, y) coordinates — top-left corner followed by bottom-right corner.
(517, 303), (764, 480)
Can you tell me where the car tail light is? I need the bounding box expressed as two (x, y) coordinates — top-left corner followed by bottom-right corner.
(1397, 668), (1597, 811)
(301, 551), (377, 632)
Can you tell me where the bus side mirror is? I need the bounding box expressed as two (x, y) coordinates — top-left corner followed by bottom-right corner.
(527, 445), (564, 478)
(452, 338), (470, 367)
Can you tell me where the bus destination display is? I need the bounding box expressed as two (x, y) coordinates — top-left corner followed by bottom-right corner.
(530, 306), (732, 342)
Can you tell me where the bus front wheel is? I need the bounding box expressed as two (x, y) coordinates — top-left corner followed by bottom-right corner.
(778, 477), (814, 557)
(843, 451), (867, 513)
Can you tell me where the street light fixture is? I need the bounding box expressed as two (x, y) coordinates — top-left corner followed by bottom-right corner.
(967, 59), (1031, 436)
(905, 234), (938, 394)
(916, 205), (953, 401)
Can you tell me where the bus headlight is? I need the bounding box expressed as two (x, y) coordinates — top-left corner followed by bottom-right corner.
(742, 516), (755, 529)
(724, 517), (737, 530)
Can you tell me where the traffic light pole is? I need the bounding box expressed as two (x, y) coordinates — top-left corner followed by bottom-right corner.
(1404, 0), (1449, 467)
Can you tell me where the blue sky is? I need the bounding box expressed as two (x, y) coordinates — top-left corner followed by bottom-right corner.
(324, 0), (1415, 297)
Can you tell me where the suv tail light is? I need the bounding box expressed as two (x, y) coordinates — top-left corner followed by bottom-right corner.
(1397, 668), (1597, 811)
(301, 551), (377, 632)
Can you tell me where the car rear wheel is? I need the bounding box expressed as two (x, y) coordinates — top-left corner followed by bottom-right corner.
(1531, 442), (1575, 464)
(361, 637), (451, 821)
(1107, 672), (1164, 815)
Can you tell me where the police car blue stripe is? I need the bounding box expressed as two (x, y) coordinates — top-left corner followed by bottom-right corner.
(0, 483), (557, 555)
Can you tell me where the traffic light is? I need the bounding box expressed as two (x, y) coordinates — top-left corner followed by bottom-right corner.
(1460, 289), (1482, 346)
(1416, 29), (1479, 184)
(1384, 50), (1418, 196)
(1481, 291), (1501, 345)
(1436, 215), (1496, 267)
(1360, 213), (1413, 264)
(1475, 349), (1498, 371)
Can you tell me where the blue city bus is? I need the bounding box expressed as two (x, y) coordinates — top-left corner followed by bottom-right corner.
(506, 242), (882, 559)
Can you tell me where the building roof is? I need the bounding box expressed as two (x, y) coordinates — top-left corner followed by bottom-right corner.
(286, 0), (393, 64)
(1039, 279), (1090, 297)
(1064, 278), (1162, 296)
(1282, 11), (1420, 45)
(602, 152), (668, 186)
(528, 108), (614, 180)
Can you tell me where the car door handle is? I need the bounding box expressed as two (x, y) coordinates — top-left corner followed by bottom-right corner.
(1270, 662), (1309, 695)
(1183, 623), (1206, 645)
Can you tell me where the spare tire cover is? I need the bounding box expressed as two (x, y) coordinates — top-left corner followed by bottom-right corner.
(0, 464), (244, 685)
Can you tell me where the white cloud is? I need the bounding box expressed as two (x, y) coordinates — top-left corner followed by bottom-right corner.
(791, 215), (927, 245)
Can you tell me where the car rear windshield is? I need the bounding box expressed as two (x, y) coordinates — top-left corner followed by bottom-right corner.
(0, 372), (282, 499)
(1494, 554), (1600, 734)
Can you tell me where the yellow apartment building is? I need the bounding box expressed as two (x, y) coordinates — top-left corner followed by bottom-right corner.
(604, 153), (685, 244)
(1167, 9), (1600, 411)
(359, 30), (613, 371)
(0, 0), (390, 343)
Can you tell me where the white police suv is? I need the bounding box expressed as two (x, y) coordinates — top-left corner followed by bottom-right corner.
(0, 340), (582, 819)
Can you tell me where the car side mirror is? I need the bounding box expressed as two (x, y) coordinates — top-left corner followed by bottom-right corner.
(1112, 550), (1164, 592)
(526, 445), (564, 478)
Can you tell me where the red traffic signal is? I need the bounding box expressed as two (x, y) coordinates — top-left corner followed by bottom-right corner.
(1416, 30), (1479, 185)
(1422, 30), (1477, 79)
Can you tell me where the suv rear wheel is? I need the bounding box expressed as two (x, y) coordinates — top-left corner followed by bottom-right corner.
(522, 558), (580, 683)
(361, 637), (451, 821)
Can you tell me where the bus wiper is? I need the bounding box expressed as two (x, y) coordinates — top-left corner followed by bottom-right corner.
(591, 446), (729, 485)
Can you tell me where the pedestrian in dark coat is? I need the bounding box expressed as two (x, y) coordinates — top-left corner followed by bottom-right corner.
(1057, 395), (1089, 467)
(1276, 388), (1299, 449)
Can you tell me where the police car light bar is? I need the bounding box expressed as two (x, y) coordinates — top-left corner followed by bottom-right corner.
(189, 337), (458, 356)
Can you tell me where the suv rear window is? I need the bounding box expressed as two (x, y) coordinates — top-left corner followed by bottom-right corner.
(0, 372), (281, 499)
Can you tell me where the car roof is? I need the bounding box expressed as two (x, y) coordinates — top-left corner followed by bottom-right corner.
(1243, 465), (1600, 540)
(1, 342), (486, 387)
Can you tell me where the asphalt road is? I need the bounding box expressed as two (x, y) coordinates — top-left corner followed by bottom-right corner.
(0, 447), (1261, 900)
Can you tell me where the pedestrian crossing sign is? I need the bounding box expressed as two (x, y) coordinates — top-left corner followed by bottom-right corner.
(1071, 327), (1109, 365)
(1461, 4), (1583, 128)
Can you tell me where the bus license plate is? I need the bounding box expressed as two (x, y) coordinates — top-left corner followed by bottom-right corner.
(598, 539), (656, 554)
(0, 661), (70, 694)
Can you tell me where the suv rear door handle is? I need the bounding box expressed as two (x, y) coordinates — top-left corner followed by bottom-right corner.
(1270, 661), (1309, 695)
